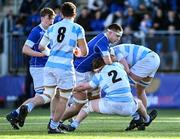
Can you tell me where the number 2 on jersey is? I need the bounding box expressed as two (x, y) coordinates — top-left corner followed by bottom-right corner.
(57, 27), (66, 43)
(108, 70), (122, 83)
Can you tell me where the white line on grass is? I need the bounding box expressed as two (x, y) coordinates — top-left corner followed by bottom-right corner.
(1, 120), (180, 126)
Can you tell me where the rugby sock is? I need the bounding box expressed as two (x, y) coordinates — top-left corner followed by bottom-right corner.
(15, 109), (20, 114)
(25, 102), (35, 112)
(132, 111), (140, 120)
(144, 115), (150, 123)
(50, 120), (59, 129)
(59, 121), (63, 127)
(71, 120), (79, 128)
(11, 110), (18, 117)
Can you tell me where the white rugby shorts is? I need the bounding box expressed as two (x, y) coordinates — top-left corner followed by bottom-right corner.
(98, 98), (138, 116)
(131, 52), (160, 78)
(30, 67), (44, 90)
(44, 67), (75, 90)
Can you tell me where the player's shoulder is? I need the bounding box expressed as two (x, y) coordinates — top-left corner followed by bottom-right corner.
(103, 62), (124, 70)
(27, 25), (42, 38)
(96, 32), (106, 40)
(30, 25), (43, 35)
(31, 25), (41, 32)
(73, 22), (83, 28)
(118, 43), (132, 47)
(113, 62), (124, 69)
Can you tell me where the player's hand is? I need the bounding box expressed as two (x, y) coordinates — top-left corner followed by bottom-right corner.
(73, 47), (82, 57)
(41, 47), (50, 56)
(40, 52), (47, 57)
(74, 83), (86, 91)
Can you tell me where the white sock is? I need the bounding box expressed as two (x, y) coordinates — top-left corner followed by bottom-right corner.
(50, 119), (59, 129)
(144, 115), (150, 123)
(71, 120), (79, 128)
(25, 102), (35, 112)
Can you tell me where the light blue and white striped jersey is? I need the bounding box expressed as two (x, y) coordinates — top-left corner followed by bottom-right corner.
(25, 24), (49, 67)
(44, 18), (85, 71)
(111, 44), (152, 66)
(89, 62), (133, 102)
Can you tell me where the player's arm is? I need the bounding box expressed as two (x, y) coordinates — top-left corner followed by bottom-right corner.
(75, 26), (88, 57)
(76, 38), (88, 57)
(119, 58), (130, 74)
(110, 54), (118, 62)
(22, 44), (45, 57)
(74, 82), (93, 92)
(74, 73), (99, 92)
(102, 55), (112, 65)
(39, 35), (50, 56)
(97, 40), (112, 64)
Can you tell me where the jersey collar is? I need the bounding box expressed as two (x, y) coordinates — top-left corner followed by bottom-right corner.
(39, 24), (46, 31)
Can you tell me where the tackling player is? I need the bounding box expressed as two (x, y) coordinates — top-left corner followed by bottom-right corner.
(59, 23), (123, 123)
(63, 57), (158, 132)
(110, 43), (160, 130)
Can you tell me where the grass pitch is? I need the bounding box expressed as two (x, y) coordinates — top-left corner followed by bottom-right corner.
(0, 108), (180, 139)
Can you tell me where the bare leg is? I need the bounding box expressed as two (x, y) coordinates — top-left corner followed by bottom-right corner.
(136, 85), (147, 108)
(61, 103), (84, 121)
(137, 99), (149, 120)
(67, 99), (100, 131)
(136, 77), (152, 108)
(75, 99), (100, 123)
(129, 72), (143, 82)
(53, 96), (68, 121)
(50, 88), (60, 119)
(129, 72), (153, 108)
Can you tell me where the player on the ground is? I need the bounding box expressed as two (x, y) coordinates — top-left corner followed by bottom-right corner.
(62, 57), (157, 132)
(59, 24), (123, 123)
(110, 43), (160, 130)
(6, 7), (55, 130)
(38, 2), (88, 134)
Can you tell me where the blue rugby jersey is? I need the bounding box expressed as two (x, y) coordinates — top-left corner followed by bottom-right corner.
(74, 33), (111, 72)
(25, 24), (50, 67)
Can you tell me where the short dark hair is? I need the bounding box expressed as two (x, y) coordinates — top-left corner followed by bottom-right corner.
(107, 23), (123, 32)
(92, 57), (105, 72)
(61, 2), (76, 17)
(40, 7), (55, 18)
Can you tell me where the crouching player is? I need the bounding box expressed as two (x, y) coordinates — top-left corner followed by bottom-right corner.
(110, 43), (160, 130)
(62, 57), (158, 132)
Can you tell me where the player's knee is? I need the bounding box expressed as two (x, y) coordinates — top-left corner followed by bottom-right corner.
(81, 102), (93, 114)
(72, 91), (88, 104)
(42, 87), (55, 103)
(137, 80), (151, 88)
(54, 87), (60, 98)
(60, 92), (71, 99)
(128, 76), (137, 86)
(58, 88), (72, 99)
(73, 96), (88, 104)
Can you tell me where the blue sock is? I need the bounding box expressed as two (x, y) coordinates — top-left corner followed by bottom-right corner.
(71, 120), (79, 128)
(15, 109), (20, 114)
(50, 119), (59, 129)
(25, 102), (35, 112)
(11, 110), (18, 117)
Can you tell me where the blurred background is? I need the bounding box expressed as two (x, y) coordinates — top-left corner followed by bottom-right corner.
(0, 0), (180, 109)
